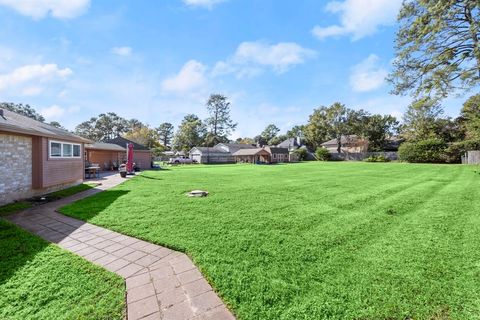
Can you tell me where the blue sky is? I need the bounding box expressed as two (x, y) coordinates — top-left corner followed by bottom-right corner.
(0, 0), (469, 139)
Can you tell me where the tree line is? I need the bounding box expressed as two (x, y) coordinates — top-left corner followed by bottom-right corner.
(2, 91), (479, 162)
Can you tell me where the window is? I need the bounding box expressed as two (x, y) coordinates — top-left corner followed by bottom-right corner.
(50, 142), (61, 157)
(73, 145), (81, 157)
(49, 140), (81, 159)
(62, 143), (72, 157)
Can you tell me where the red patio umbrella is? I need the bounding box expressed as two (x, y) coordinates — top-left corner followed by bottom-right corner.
(126, 143), (134, 173)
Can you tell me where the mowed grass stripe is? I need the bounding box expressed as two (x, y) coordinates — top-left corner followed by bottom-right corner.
(60, 162), (480, 319)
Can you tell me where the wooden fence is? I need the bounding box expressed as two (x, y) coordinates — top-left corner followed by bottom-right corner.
(466, 151), (480, 164)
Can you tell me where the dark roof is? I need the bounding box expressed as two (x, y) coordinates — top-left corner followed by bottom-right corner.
(85, 142), (126, 151)
(104, 136), (150, 151)
(383, 137), (405, 151)
(0, 108), (91, 143)
(232, 148), (269, 156)
(265, 147), (289, 154)
(277, 137), (302, 148)
(321, 135), (361, 147)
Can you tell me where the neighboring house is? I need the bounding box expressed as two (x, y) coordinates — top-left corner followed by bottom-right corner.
(232, 148), (271, 163)
(85, 142), (126, 170)
(189, 143), (255, 164)
(321, 135), (368, 154)
(264, 147), (289, 163)
(189, 147), (233, 164)
(277, 137), (303, 151)
(104, 136), (152, 169)
(0, 108), (91, 205)
(189, 143), (290, 164)
(277, 137), (311, 161)
(215, 143), (256, 154)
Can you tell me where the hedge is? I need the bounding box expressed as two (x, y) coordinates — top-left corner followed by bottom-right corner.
(398, 139), (448, 163)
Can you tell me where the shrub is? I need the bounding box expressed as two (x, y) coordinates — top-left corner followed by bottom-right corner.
(364, 155), (390, 162)
(315, 147), (330, 161)
(398, 139), (448, 163)
(293, 148), (308, 161)
(444, 139), (480, 163)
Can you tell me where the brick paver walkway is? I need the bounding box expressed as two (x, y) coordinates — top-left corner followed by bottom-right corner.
(5, 173), (235, 320)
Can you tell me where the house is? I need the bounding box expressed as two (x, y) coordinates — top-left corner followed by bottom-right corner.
(189, 143), (255, 164)
(189, 147), (233, 164)
(277, 137), (302, 151)
(276, 137), (311, 161)
(189, 143), (290, 164)
(321, 135), (368, 154)
(85, 142), (126, 170)
(232, 148), (271, 163)
(0, 108), (91, 205)
(264, 147), (289, 163)
(215, 143), (256, 154)
(104, 136), (152, 169)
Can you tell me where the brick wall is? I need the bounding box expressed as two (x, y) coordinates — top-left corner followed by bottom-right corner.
(0, 133), (32, 205)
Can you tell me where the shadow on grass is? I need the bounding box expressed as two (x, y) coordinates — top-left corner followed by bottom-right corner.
(137, 175), (163, 181)
(59, 190), (130, 222)
(1, 189), (130, 285)
(0, 219), (49, 286)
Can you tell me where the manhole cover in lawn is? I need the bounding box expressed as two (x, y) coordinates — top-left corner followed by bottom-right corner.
(187, 190), (209, 197)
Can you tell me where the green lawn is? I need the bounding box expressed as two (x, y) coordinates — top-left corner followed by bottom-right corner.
(60, 162), (480, 319)
(0, 219), (125, 319)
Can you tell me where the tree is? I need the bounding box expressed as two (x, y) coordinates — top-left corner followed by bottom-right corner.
(401, 97), (444, 141)
(75, 112), (129, 141)
(205, 94), (237, 146)
(49, 121), (66, 130)
(305, 103), (365, 152)
(268, 134), (288, 146)
(0, 102), (45, 122)
(389, 0), (480, 98)
(172, 114), (206, 152)
(253, 135), (267, 146)
(127, 119), (145, 131)
(286, 125), (305, 138)
(74, 118), (98, 140)
(460, 94), (480, 139)
(260, 124), (280, 145)
(124, 126), (160, 149)
(304, 108), (330, 149)
(435, 117), (466, 143)
(157, 122), (174, 148)
(359, 114), (399, 151)
(235, 137), (255, 144)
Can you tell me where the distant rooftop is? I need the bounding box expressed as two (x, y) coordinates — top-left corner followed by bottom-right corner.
(104, 136), (150, 151)
(85, 142), (126, 151)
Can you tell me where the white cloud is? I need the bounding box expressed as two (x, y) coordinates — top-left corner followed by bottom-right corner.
(0, 63), (73, 95)
(349, 54), (387, 92)
(183, 0), (225, 9)
(111, 46), (133, 57)
(40, 105), (65, 120)
(312, 0), (402, 40)
(39, 105), (80, 121)
(0, 0), (90, 19)
(161, 60), (208, 94)
(213, 41), (316, 78)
